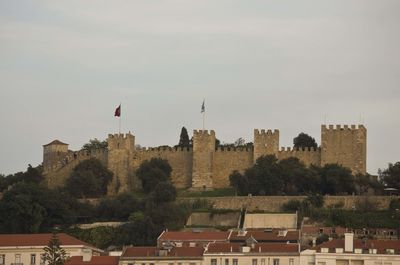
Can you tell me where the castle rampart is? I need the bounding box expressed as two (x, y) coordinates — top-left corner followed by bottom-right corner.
(43, 124), (367, 193)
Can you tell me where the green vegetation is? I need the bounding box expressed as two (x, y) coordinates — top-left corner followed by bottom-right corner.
(229, 155), (380, 196)
(43, 232), (69, 265)
(379, 162), (400, 190)
(177, 126), (191, 147)
(293, 132), (318, 149)
(178, 188), (235, 197)
(65, 159), (113, 198)
(81, 138), (108, 151)
(136, 158), (172, 193)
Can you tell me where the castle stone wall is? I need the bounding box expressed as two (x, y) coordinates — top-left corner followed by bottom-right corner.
(321, 125), (366, 174)
(136, 147), (193, 189)
(43, 124), (367, 192)
(213, 148), (253, 188)
(192, 130), (216, 189)
(277, 147), (321, 167)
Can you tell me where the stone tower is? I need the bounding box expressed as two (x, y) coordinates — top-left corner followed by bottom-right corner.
(253, 129), (279, 162)
(191, 130), (216, 190)
(321, 125), (367, 175)
(107, 133), (135, 194)
(43, 140), (69, 171)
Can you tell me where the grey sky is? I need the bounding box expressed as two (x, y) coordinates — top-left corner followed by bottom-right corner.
(1, 0), (399, 175)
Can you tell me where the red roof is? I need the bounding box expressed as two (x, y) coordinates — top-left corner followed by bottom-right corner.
(205, 243), (299, 254)
(67, 256), (119, 265)
(44, 140), (68, 146)
(0, 233), (97, 249)
(158, 231), (230, 242)
(301, 227), (347, 235)
(316, 239), (400, 254)
(122, 247), (204, 258)
(229, 229), (299, 242)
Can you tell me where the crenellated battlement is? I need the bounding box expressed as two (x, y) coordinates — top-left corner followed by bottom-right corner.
(139, 146), (193, 152)
(321, 124), (366, 131)
(254, 129), (279, 136)
(215, 146), (253, 152)
(279, 146), (320, 152)
(193, 129), (215, 136)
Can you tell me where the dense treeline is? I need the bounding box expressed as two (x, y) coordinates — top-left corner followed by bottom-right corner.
(0, 158), (191, 248)
(229, 155), (383, 196)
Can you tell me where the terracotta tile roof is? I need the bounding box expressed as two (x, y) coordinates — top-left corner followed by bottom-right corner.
(158, 231), (230, 242)
(301, 227), (347, 235)
(205, 242), (299, 254)
(229, 229), (299, 242)
(0, 233), (97, 249)
(67, 256), (119, 265)
(43, 140), (68, 146)
(316, 239), (400, 254)
(122, 247), (204, 258)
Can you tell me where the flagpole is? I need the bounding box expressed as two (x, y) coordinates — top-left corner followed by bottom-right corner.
(119, 103), (121, 135)
(203, 111), (205, 130)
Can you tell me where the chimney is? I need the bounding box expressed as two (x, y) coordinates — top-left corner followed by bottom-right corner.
(344, 233), (354, 252)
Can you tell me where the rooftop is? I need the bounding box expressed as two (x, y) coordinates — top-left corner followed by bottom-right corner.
(158, 231), (231, 242)
(43, 140), (68, 146)
(205, 242), (299, 254)
(122, 246), (204, 258)
(0, 233), (98, 250)
(66, 256), (119, 265)
(315, 239), (400, 254)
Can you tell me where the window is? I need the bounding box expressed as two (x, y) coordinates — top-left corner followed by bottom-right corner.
(190, 263), (196, 265)
(369, 249), (377, 254)
(150, 263), (155, 265)
(40, 254), (45, 265)
(386, 249), (395, 254)
(289, 259), (294, 265)
(128, 263), (134, 265)
(225, 259), (229, 265)
(169, 263), (174, 265)
(252, 259), (257, 265)
(233, 259), (238, 265)
(31, 254), (36, 265)
(273, 259), (279, 265)
(15, 254), (21, 264)
(211, 259), (217, 265)
(0, 255), (5, 265)
(318, 262), (326, 265)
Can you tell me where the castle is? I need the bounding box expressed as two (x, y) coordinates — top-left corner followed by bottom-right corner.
(43, 124), (366, 194)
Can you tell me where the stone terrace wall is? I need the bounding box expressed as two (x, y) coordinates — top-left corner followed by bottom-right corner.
(213, 147), (253, 188)
(179, 196), (394, 212)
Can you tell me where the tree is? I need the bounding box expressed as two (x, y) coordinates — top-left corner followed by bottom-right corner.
(65, 159), (113, 198)
(43, 232), (69, 265)
(136, 158), (172, 193)
(379, 162), (400, 190)
(82, 138), (107, 151)
(318, 164), (355, 195)
(149, 182), (177, 204)
(178, 127), (190, 147)
(229, 170), (248, 196)
(293, 133), (318, 149)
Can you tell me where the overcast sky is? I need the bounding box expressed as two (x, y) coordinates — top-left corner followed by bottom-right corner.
(1, 0), (399, 175)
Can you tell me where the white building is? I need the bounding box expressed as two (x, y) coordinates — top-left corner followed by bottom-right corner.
(0, 233), (103, 265)
(300, 233), (400, 265)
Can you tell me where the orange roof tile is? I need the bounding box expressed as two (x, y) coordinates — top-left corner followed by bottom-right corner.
(316, 239), (400, 254)
(122, 247), (204, 258)
(206, 243), (299, 254)
(0, 233), (97, 250)
(159, 231), (230, 242)
(229, 229), (299, 242)
(67, 256), (119, 265)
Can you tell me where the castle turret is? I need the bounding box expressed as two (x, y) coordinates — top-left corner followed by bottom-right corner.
(253, 129), (279, 162)
(320, 124), (367, 174)
(43, 140), (69, 171)
(191, 130), (216, 190)
(107, 133), (135, 194)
